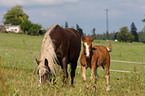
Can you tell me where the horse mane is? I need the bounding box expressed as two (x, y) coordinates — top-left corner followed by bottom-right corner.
(38, 24), (59, 77)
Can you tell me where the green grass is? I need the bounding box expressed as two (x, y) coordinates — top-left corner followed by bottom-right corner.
(0, 33), (145, 95)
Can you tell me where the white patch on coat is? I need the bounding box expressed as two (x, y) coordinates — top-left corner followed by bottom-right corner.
(84, 42), (90, 57)
(39, 75), (41, 85)
(82, 68), (86, 80)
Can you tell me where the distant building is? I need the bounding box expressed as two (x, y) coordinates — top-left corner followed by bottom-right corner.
(4, 24), (21, 33)
(115, 39), (118, 41)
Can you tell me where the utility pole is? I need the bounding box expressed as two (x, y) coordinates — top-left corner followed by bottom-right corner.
(106, 9), (109, 40)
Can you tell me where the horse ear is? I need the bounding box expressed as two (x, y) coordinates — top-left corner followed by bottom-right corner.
(91, 36), (95, 42)
(82, 35), (85, 41)
(35, 58), (40, 65)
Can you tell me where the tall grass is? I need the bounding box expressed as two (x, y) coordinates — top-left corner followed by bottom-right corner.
(0, 33), (145, 95)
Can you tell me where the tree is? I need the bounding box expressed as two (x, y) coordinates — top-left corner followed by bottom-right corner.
(142, 26), (145, 32)
(142, 15), (145, 22)
(39, 29), (47, 35)
(27, 24), (42, 35)
(3, 5), (29, 25)
(76, 24), (83, 36)
(65, 21), (68, 28)
(113, 32), (118, 40)
(21, 19), (42, 35)
(91, 28), (96, 39)
(117, 26), (134, 42)
(138, 31), (145, 43)
(20, 19), (32, 34)
(130, 22), (138, 42)
(106, 31), (109, 40)
(126, 32), (135, 43)
(21, 20), (42, 35)
(92, 28), (96, 35)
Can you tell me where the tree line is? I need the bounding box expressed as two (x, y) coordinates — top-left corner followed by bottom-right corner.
(2, 5), (83, 36)
(1, 5), (145, 43)
(88, 22), (145, 43)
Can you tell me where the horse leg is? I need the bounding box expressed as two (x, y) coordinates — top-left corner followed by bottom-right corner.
(91, 63), (97, 90)
(70, 61), (77, 86)
(61, 57), (68, 85)
(91, 64), (96, 83)
(62, 65), (68, 84)
(95, 67), (98, 84)
(81, 65), (88, 87)
(105, 64), (110, 91)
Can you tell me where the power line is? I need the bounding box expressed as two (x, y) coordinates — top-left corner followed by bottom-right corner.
(106, 9), (109, 40)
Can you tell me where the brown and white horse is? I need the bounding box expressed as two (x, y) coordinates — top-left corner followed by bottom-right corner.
(36, 24), (81, 86)
(80, 35), (112, 91)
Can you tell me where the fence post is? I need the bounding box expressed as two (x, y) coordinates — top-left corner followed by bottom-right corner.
(143, 57), (145, 81)
(30, 45), (34, 71)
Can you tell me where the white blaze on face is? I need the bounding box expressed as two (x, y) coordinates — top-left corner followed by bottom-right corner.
(84, 42), (90, 57)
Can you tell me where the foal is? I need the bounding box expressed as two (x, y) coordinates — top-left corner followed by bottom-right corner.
(80, 35), (111, 91)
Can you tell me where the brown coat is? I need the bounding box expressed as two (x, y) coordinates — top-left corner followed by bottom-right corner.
(80, 46), (110, 69)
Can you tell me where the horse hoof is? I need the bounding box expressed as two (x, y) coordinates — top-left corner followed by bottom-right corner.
(106, 86), (110, 92)
(70, 84), (75, 88)
(38, 84), (41, 87)
(90, 86), (97, 91)
(85, 85), (89, 88)
(92, 87), (97, 91)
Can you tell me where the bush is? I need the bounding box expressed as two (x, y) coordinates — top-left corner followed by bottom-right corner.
(27, 24), (42, 36)
(138, 31), (145, 43)
(117, 26), (134, 42)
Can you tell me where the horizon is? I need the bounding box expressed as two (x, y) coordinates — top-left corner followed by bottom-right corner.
(0, 0), (145, 35)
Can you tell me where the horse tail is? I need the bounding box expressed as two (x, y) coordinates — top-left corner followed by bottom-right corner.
(107, 40), (112, 52)
(39, 24), (58, 77)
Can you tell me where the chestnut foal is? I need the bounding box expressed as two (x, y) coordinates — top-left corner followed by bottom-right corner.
(80, 35), (111, 91)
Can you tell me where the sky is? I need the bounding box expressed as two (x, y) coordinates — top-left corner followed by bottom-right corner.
(0, 0), (145, 35)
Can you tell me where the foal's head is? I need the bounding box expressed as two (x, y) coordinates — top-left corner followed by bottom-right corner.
(82, 35), (95, 58)
(36, 59), (52, 85)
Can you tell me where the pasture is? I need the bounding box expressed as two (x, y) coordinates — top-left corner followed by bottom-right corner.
(0, 33), (145, 95)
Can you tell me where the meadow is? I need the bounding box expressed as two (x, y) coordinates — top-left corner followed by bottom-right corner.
(0, 33), (145, 96)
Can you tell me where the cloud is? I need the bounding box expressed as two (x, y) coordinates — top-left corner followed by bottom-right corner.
(0, 0), (145, 34)
(0, 0), (79, 6)
(0, 0), (24, 6)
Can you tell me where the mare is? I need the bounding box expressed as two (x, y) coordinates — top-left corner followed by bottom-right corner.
(36, 24), (81, 86)
(80, 35), (112, 91)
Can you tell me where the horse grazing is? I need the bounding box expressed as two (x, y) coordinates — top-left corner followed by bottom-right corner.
(36, 24), (81, 86)
(80, 35), (112, 91)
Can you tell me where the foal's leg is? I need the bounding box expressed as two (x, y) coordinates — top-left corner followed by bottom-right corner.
(70, 61), (77, 85)
(81, 65), (88, 87)
(91, 63), (97, 90)
(91, 64), (96, 83)
(95, 67), (98, 84)
(105, 64), (110, 91)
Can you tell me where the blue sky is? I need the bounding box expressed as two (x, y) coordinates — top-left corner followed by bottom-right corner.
(0, 0), (145, 35)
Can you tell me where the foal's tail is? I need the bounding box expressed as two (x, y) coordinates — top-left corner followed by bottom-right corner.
(107, 40), (112, 52)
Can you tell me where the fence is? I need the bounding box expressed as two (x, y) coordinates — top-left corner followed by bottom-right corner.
(77, 59), (145, 80)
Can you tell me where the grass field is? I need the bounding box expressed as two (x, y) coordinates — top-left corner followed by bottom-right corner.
(0, 33), (145, 95)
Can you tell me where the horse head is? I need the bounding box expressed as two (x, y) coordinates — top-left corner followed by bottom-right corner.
(36, 58), (52, 86)
(82, 35), (95, 58)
